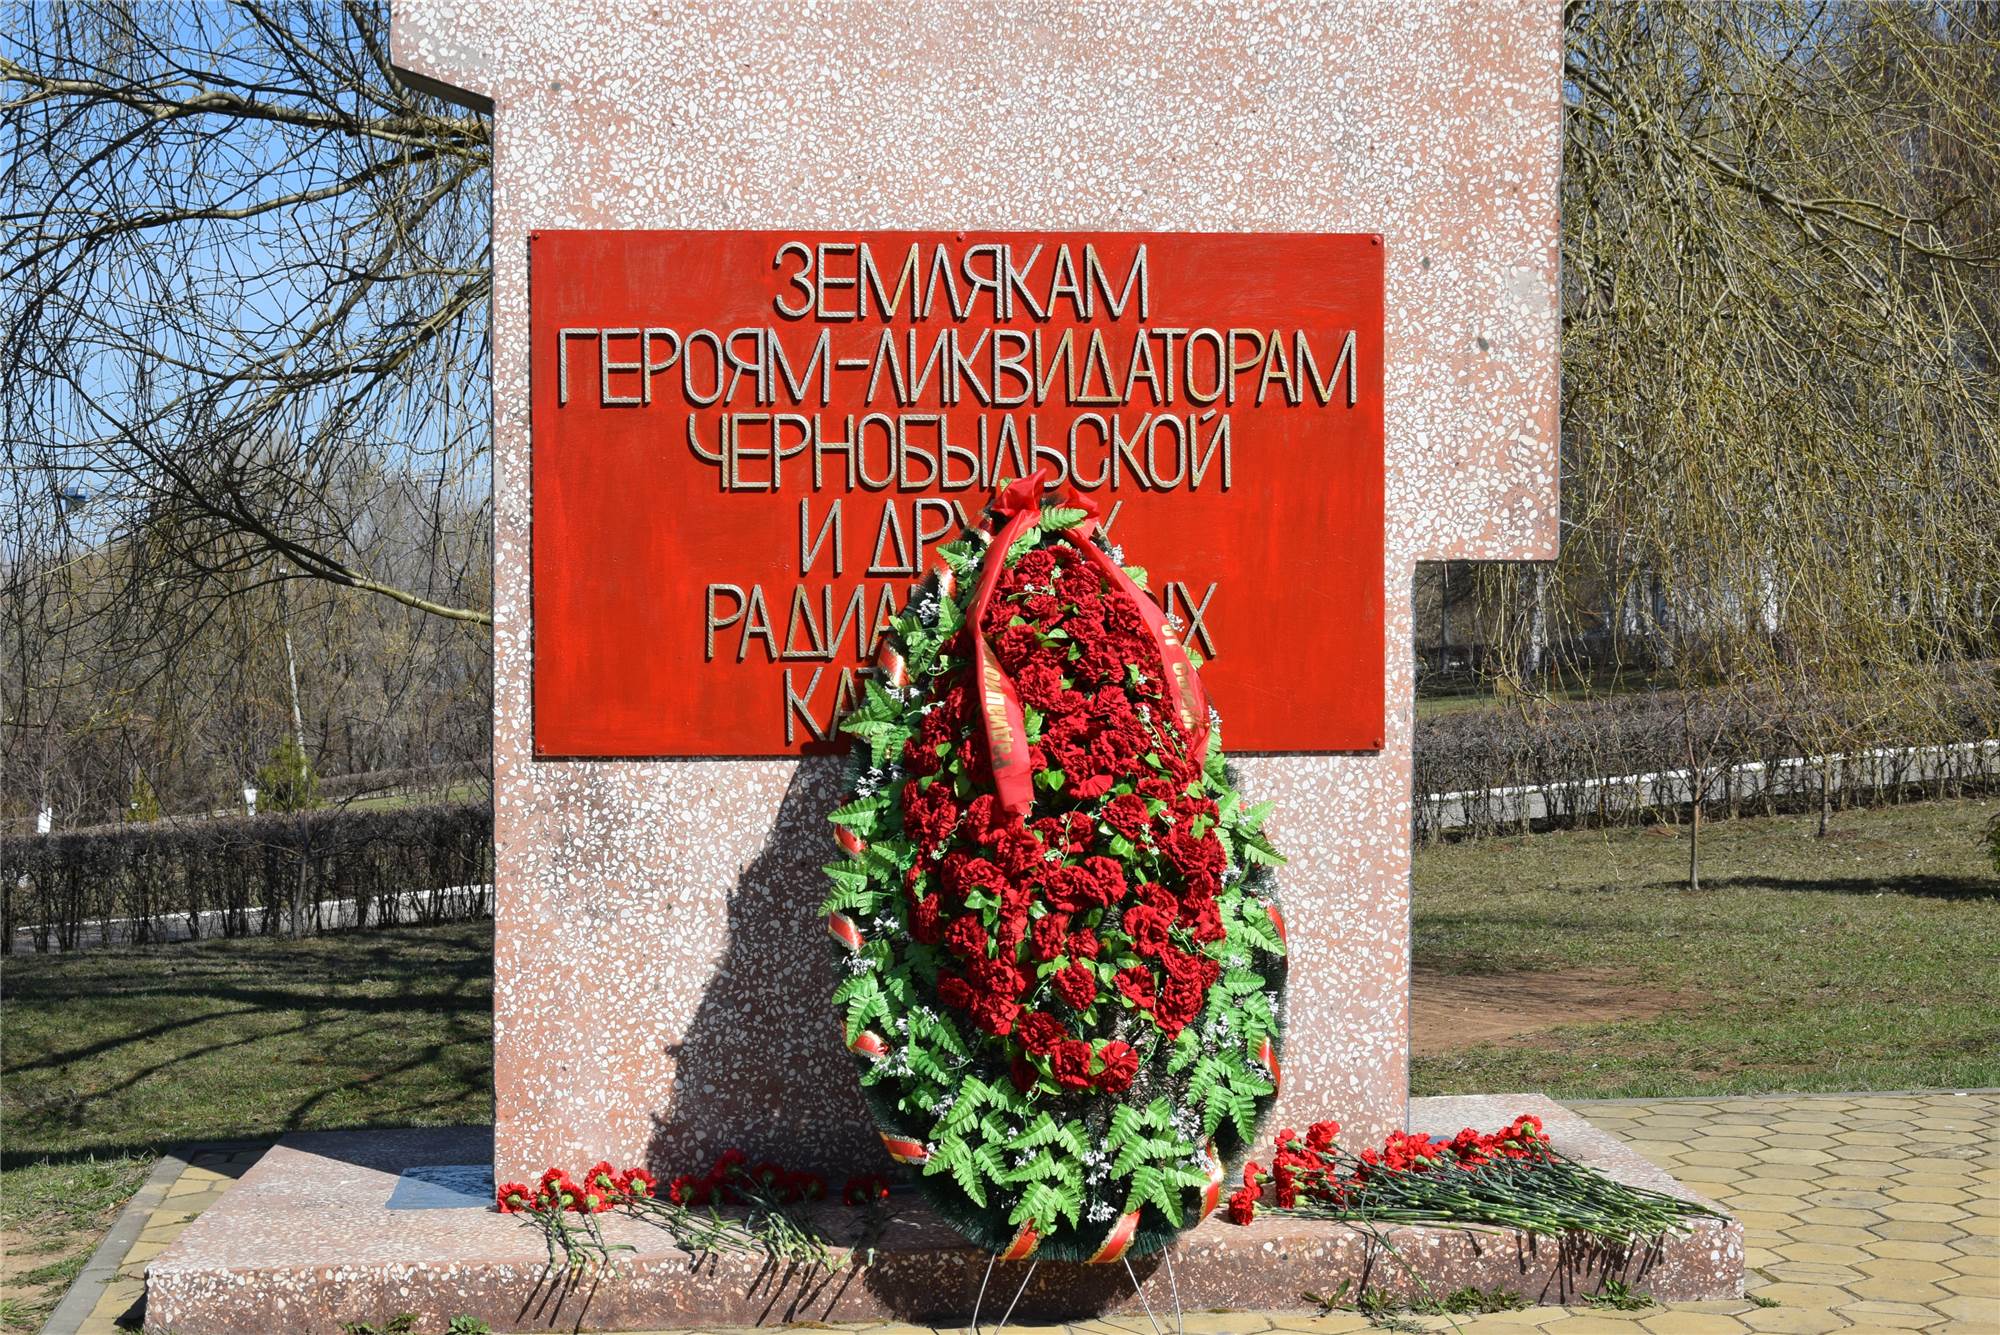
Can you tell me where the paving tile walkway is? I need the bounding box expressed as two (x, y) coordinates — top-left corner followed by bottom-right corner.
(60, 1092), (1998, 1335)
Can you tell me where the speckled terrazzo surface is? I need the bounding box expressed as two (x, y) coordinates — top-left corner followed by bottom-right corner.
(142, 1097), (1744, 1334)
(387, 0), (1563, 1182)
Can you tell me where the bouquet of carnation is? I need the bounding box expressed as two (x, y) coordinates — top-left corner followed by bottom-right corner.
(821, 470), (1288, 1262)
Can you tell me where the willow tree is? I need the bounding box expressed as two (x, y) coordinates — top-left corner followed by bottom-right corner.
(1465, 1), (2000, 885)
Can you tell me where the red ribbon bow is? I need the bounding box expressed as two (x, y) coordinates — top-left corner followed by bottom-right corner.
(965, 469), (1211, 815)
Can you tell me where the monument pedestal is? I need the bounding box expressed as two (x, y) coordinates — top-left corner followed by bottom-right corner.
(144, 1097), (1742, 1334)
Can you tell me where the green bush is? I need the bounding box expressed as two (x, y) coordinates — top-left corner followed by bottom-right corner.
(255, 735), (319, 812)
(122, 772), (160, 823)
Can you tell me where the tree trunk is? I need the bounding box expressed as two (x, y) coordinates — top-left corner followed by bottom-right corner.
(1688, 789), (1702, 891)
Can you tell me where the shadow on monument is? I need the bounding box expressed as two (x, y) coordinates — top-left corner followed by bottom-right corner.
(646, 756), (875, 1177)
(639, 756), (1165, 1324)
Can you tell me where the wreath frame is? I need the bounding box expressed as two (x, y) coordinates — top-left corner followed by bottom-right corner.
(820, 495), (1288, 1262)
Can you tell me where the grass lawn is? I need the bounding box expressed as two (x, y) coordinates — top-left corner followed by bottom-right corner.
(0, 926), (491, 1330)
(1, 797), (1994, 1328)
(1411, 795), (2000, 1098)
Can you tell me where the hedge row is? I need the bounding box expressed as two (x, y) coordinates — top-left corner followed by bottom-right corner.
(1412, 680), (2000, 840)
(9, 685), (1996, 951)
(2, 801), (491, 954)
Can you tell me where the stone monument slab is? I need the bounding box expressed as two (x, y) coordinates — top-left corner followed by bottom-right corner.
(388, 0), (1562, 1186)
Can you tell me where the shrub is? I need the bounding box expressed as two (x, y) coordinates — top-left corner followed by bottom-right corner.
(255, 735), (320, 812)
(1, 801), (491, 953)
(1412, 679), (2000, 841)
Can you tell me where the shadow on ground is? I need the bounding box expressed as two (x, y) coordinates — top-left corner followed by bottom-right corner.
(1641, 873), (1999, 899)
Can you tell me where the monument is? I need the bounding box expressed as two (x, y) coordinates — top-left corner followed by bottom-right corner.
(407, 1), (1557, 1190)
(143, 4), (1744, 1331)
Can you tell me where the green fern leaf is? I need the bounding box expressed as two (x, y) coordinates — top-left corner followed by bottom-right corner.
(828, 794), (887, 829)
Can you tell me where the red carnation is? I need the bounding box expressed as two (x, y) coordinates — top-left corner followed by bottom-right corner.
(1114, 965), (1156, 1009)
(992, 825), (1046, 875)
(961, 793), (1011, 846)
(1179, 893), (1225, 943)
(619, 1167), (657, 1199)
(1121, 903), (1174, 956)
(937, 974), (975, 1009)
(1101, 793), (1151, 839)
(1015, 548), (1057, 583)
(902, 735), (944, 777)
(968, 956), (1026, 997)
(842, 1173), (891, 1206)
(1226, 1186), (1258, 1225)
(1164, 825), (1225, 881)
(943, 852), (1007, 895)
(1053, 959), (1098, 1009)
(1016, 659), (1067, 709)
(1156, 971), (1206, 1037)
(997, 888), (1032, 950)
(1051, 1039), (1094, 1089)
(1069, 770), (1115, 800)
(1016, 1010), (1067, 1055)
(944, 914), (989, 959)
(908, 892), (944, 943)
(1030, 912), (1071, 961)
(1042, 864), (1099, 912)
(496, 1181), (533, 1214)
(969, 989), (1020, 1036)
(1068, 928), (1100, 960)
(538, 1172), (581, 1212)
(1032, 812), (1093, 856)
(1095, 1040), (1138, 1094)
(1079, 855), (1127, 906)
(996, 623), (1043, 671)
(902, 781), (961, 851)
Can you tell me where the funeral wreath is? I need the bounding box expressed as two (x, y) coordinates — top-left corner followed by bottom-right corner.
(821, 471), (1289, 1263)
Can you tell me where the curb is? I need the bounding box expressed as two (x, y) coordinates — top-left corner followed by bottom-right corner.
(37, 1151), (185, 1335)
(37, 1140), (274, 1335)
(1566, 1087), (1998, 1105)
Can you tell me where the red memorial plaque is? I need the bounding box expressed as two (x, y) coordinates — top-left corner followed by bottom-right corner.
(529, 231), (1384, 756)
